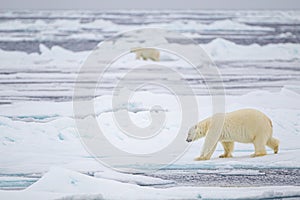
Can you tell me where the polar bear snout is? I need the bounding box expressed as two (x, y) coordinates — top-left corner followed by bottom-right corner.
(186, 125), (197, 142)
(186, 133), (193, 142)
(186, 138), (192, 143)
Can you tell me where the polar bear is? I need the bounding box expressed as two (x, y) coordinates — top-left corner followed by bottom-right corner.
(186, 109), (279, 161)
(131, 47), (160, 61)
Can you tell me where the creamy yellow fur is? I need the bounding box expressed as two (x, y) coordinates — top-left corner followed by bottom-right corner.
(186, 109), (279, 161)
(131, 48), (160, 61)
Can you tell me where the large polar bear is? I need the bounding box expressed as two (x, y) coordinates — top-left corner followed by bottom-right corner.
(131, 47), (160, 61)
(186, 109), (279, 161)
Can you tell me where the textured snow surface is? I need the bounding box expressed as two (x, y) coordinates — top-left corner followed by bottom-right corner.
(0, 168), (299, 200)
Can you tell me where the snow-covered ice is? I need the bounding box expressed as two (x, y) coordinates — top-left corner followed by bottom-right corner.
(0, 88), (299, 171)
(1, 38), (300, 68)
(0, 167), (299, 200)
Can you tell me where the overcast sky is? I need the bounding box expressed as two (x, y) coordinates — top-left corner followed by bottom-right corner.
(0, 0), (300, 10)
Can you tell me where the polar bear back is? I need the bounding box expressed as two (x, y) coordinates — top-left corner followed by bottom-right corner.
(219, 109), (272, 143)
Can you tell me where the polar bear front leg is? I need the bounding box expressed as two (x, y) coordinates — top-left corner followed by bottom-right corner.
(219, 141), (234, 158)
(135, 52), (142, 60)
(194, 143), (217, 161)
(194, 129), (221, 161)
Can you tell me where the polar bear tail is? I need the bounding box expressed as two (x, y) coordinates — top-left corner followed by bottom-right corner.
(267, 137), (279, 154)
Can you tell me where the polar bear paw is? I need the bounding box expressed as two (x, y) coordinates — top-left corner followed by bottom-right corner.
(250, 152), (267, 157)
(219, 154), (233, 158)
(194, 156), (209, 161)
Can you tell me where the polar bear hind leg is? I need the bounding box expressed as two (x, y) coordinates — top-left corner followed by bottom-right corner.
(251, 137), (267, 157)
(267, 137), (279, 154)
(219, 142), (234, 158)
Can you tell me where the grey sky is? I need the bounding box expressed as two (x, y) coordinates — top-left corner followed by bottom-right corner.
(0, 0), (300, 10)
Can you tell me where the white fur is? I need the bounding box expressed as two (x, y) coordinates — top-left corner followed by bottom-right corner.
(131, 48), (160, 61)
(186, 109), (279, 161)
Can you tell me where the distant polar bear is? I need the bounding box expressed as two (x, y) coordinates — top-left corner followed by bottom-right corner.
(131, 47), (160, 61)
(186, 109), (279, 161)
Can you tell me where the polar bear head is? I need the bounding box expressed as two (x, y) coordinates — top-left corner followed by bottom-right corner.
(186, 121), (208, 142)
